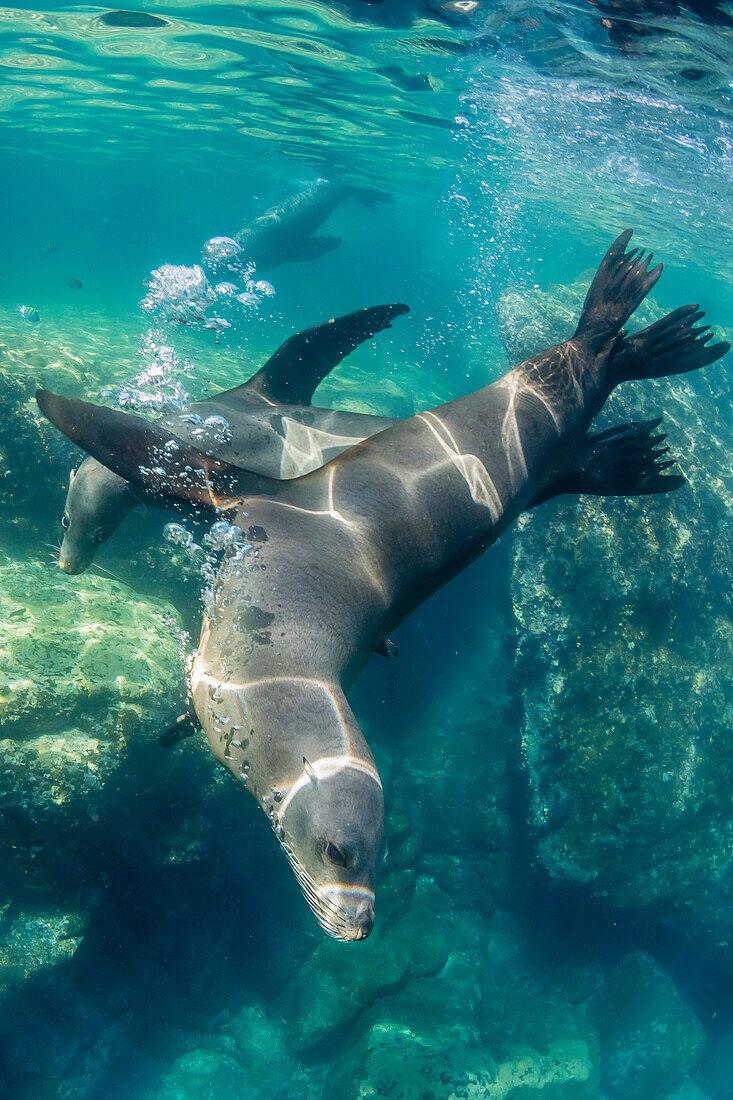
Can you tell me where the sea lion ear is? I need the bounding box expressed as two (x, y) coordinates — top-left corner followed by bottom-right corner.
(303, 757), (318, 784)
(35, 389), (281, 513)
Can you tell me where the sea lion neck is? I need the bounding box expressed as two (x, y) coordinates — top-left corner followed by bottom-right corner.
(191, 656), (376, 808)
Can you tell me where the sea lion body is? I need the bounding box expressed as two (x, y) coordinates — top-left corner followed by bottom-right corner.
(191, 344), (598, 794)
(38, 232), (729, 939)
(187, 236), (673, 938)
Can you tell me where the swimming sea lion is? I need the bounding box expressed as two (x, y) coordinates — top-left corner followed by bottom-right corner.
(58, 303), (408, 573)
(221, 179), (385, 272)
(37, 231), (729, 940)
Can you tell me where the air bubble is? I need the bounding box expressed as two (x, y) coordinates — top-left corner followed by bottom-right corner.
(163, 522), (193, 548)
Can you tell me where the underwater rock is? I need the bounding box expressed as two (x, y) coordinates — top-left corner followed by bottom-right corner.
(154, 1049), (244, 1100)
(279, 881), (450, 1052)
(496, 274), (661, 367)
(225, 1003), (315, 1097)
(588, 952), (706, 1099)
(0, 561), (186, 894)
(0, 902), (87, 994)
(325, 951), (599, 1099)
(0, 316), (143, 539)
(316, 362), (424, 420)
(399, 590), (517, 914)
(506, 278), (733, 965)
(691, 1030), (733, 1098)
(0, 366), (75, 549)
(664, 1080), (712, 1100)
(0, 561), (184, 738)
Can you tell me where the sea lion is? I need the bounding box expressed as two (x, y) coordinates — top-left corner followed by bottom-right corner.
(58, 303), (408, 573)
(205, 179), (385, 274)
(37, 231), (729, 940)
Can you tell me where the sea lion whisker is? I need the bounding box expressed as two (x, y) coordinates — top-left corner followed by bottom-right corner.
(88, 563), (134, 590)
(280, 841), (355, 927)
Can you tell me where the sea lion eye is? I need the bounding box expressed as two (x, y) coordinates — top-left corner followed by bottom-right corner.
(326, 842), (346, 867)
(94, 528), (105, 544)
(61, 515), (70, 530)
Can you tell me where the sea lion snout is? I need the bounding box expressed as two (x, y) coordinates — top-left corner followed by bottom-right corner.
(354, 906), (374, 941)
(58, 550), (84, 575)
(312, 884), (376, 941)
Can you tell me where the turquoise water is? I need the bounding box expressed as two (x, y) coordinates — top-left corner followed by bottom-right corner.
(0, 2), (732, 1098)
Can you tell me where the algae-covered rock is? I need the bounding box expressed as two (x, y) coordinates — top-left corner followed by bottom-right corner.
(279, 882), (450, 1052)
(326, 953), (598, 1099)
(0, 559), (187, 892)
(496, 274), (661, 367)
(588, 952), (706, 1099)
(0, 902), (87, 994)
(0, 728), (109, 831)
(0, 559), (184, 737)
(0, 313), (141, 548)
(506, 278), (733, 964)
(154, 1049), (244, 1100)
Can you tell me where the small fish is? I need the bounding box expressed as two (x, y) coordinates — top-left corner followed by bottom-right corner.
(18, 305), (40, 324)
(64, 277), (83, 290)
(41, 243), (58, 254)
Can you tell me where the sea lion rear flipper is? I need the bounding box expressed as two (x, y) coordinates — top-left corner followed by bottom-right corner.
(573, 229), (663, 352)
(347, 186), (392, 212)
(36, 389), (281, 511)
(160, 708), (200, 748)
(610, 304), (730, 386)
(245, 302), (410, 406)
(529, 417), (685, 506)
(288, 235), (342, 263)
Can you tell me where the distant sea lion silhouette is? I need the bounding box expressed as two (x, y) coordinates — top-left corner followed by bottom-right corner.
(222, 179), (386, 272)
(38, 231), (729, 940)
(592, 0), (732, 55)
(58, 304), (408, 574)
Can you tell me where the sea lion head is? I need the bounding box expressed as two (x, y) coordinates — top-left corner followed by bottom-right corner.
(273, 755), (384, 941)
(59, 458), (137, 574)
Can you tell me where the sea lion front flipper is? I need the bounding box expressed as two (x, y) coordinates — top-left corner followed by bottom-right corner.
(160, 708), (200, 748)
(529, 417), (685, 506)
(245, 302), (410, 406)
(36, 389), (282, 511)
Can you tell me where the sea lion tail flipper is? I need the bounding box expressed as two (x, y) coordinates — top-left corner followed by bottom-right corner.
(573, 229), (663, 351)
(610, 304), (730, 386)
(245, 302), (410, 405)
(35, 389), (280, 511)
(160, 707), (200, 748)
(529, 417), (684, 506)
